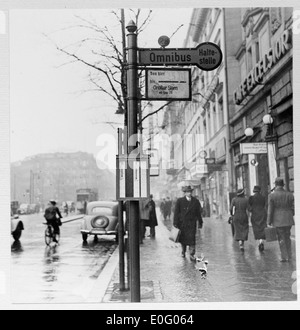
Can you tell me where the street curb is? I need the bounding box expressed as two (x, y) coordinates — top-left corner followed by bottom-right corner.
(61, 215), (83, 224)
(86, 246), (120, 303)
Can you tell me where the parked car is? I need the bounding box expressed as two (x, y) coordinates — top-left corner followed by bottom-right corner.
(18, 203), (30, 215)
(11, 214), (24, 241)
(11, 201), (19, 215)
(80, 201), (119, 242)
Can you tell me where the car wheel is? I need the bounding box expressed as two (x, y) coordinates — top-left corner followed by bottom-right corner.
(82, 233), (88, 242)
(13, 228), (22, 241)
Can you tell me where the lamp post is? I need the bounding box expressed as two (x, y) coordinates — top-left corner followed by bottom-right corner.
(126, 20), (141, 303)
(263, 113), (278, 190)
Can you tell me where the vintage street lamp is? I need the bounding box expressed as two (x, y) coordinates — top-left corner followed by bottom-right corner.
(244, 127), (254, 137)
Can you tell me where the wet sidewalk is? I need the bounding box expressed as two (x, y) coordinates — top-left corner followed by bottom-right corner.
(101, 213), (297, 303)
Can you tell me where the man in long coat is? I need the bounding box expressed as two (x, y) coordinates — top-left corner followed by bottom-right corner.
(173, 186), (203, 261)
(267, 177), (294, 262)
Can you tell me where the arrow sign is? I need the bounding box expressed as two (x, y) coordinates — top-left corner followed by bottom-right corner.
(139, 42), (223, 71)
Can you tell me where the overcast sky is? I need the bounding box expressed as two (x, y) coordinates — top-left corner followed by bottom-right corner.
(9, 8), (193, 164)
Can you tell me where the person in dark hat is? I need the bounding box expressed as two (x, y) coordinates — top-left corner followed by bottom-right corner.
(248, 185), (267, 252)
(173, 186), (203, 261)
(267, 177), (295, 262)
(44, 200), (63, 243)
(230, 189), (249, 252)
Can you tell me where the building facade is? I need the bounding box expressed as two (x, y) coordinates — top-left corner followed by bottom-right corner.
(231, 8), (293, 196)
(11, 152), (115, 205)
(164, 8), (242, 217)
(162, 7), (293, 217)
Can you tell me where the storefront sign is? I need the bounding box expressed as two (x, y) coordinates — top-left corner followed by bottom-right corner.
(240, 142), (267, 154)
(234, 29), (292, 105)
(145, 68), (191, 100)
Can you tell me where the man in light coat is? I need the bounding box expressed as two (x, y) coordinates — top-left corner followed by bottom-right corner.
(267, 177), (295, 262)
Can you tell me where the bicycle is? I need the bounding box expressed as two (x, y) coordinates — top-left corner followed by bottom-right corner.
(44, 222), (60, 246)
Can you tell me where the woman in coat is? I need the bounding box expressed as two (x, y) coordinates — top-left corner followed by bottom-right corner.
(144, 195), (158, 238)
(230, 189), (249, 252)
(173, 186), (203, 261)
(248, 185), (267, 252)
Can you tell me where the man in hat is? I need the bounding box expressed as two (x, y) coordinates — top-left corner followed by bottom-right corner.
(267, 178), (294, 262)
(248, 186), (267, 252)
(173, 186), (203, 261)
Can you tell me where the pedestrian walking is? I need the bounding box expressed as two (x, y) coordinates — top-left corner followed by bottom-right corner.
(230, 189), (249, 252)
(145, 194), (158, 238)
(203, 195), (210, 217)
(173, 186), (203, 262)
(166, 197), (172, 220)
(139, 198), (150, 244)
(248, 185), (267, 252)
(267, 177), (295, 262)
(160, 198), (167, 221)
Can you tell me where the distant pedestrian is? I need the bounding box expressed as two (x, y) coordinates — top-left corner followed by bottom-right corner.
(160, 198), (167, 220)
(203, 195), (210, 217)
(166, 197), (172, 220)
(248, 186), (267, 252)
(144, 194), (158, 238)
(173, 186), (203, 262)
(267, 177), (295, 262)
(139, 198), (150, 244)
(230, 189), (249, 252)
(83, 200), (87, 215)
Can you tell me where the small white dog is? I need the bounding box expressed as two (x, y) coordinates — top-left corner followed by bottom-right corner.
(195, 255), (208, 279)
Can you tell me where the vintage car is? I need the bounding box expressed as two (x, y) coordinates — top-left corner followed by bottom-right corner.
(18, 203), (30, 215)
(11, 214), (24, 241)
(80, 201), (119, 242)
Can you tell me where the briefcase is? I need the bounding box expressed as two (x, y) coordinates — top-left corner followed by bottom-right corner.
(169, 226), (181, 243)
(264, 227), (278, 242)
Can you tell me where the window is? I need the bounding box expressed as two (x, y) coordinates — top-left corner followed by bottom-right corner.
(255, 41), (260, 62)
(212, 105), (217, 135)
(218, 97), (224, 128)
(247, 46), (253, 71)
(259, 27), (270, 58)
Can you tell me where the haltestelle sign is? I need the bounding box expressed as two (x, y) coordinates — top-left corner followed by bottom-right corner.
(139, 42), (223, 71)
(234, 29), (292, 105)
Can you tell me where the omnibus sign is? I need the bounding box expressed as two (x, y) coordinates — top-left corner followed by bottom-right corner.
(139, 42), (223, 71)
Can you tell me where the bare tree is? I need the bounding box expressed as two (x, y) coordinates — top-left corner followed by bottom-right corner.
(49, 9), (173, 128)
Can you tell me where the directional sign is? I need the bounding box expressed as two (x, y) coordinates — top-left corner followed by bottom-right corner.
(145, 68), (191, 100)
(139, 42), (223, 71)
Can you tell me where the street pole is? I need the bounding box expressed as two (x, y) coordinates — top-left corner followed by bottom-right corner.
(118, 8), (127, 292)
(126, 20), (141, 303)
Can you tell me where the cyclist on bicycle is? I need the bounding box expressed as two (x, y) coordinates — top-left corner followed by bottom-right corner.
(44, 200), (63, 243)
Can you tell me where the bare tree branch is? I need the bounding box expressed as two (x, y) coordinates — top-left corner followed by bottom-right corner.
(139, 101), (174, 127)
